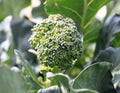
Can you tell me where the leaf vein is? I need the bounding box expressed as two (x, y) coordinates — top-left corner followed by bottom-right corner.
(61, 5), (83, 21)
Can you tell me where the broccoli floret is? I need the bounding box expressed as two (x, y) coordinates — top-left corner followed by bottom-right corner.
(29, 14), (83, 70)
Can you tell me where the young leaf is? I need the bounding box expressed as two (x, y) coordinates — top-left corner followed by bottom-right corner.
(72, 62), (117, 93)
(14, 50), (43, 89)
(38, 86), (59, 93)
(48, 73), (70, 93)
(72, 88), (98, 93)
(0, 64), (33, 93)
(44, 0), (110, 29)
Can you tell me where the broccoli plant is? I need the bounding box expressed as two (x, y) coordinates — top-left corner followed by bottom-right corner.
(2, 0), (120, 93)
(29, 14), (83, 71)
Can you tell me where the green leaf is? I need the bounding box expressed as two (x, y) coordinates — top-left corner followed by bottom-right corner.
(72, 62), (117, 93)
(14, 50), (43, 89)
(84, 19), (102, 43)
(92, 47), (120, 91)
(0, 64), (33, 93)
(44, 0), (110, 29)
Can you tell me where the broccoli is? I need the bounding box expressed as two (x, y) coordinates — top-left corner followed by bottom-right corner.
(29, 14), (83, 71)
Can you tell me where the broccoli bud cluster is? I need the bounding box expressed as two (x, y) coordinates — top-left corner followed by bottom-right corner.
(29, 14), (83, 70)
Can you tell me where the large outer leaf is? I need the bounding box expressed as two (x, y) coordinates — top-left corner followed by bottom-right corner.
(0, 64), (33, 93)
(72, 62), (117, 93)
(92, 47), (120, 91)
(14, 50), (43, 89)
(94, 14), (120, 57)
(44, 0), (110, 29)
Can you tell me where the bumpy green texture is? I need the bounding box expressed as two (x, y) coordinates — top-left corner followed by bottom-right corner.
(29, 14), (83, 70)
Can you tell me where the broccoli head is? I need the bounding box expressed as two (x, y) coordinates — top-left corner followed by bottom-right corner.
(29, 14), (83, 70)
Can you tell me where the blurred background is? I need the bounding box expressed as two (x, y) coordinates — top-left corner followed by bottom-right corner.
(0, 0), (48, 67)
